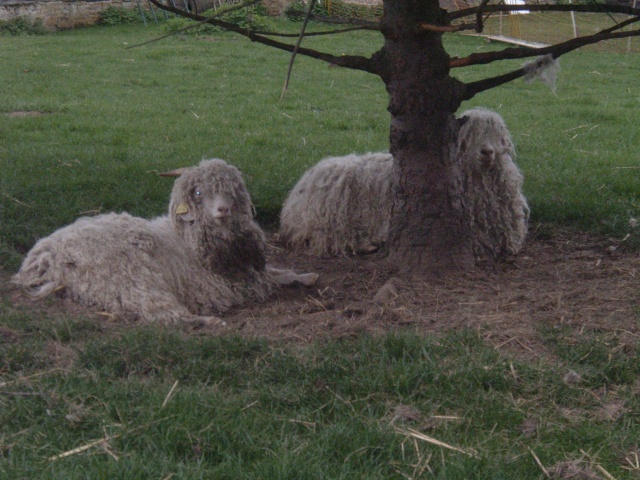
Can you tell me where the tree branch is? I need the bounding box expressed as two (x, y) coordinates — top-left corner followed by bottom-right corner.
(450, 2), (640, 21)
(286, 12), (380, 30)
(452, 17), (640, 68)
(281, 0), (316, 99)
(127, 0), (262, 49)
(461, 27), (640, 100)
(600, 13), (640, 34)
(417, 21), (478, 33)
(462, 67), (527, 101)
(147, 0), (379, 74)
(254, 26), (366, 38)
(475, 0), (492, 33)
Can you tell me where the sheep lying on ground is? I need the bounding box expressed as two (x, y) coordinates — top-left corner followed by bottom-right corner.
(279, 108), (529, 259)
(280, 152), (394, 255)
(12, 159), (317, 327)
(458, 107), (529, 258)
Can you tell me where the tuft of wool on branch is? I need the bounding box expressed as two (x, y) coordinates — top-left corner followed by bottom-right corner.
(523, 54), (560, 92)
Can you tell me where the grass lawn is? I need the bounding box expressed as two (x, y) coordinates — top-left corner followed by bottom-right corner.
(1, 18), (639, 479)
(1, 20), (638, 260)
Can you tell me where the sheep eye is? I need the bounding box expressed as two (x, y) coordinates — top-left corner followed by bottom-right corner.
(195, 191), (201, 196)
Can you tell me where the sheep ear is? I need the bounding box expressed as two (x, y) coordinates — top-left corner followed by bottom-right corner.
(174, 202), (196, 222)
(159, 167), (192, 178)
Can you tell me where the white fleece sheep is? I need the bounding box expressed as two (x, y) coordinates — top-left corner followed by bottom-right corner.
(279, 108), (529, 259)
(458, 107), (529, 258)
(280, 152), (394, 255)
(12, 158), (316, 327)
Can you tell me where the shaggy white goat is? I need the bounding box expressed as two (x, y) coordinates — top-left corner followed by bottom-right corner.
(280, 152), (394, 255)
(13, 159), (317, 326)
(458, 107), (529, 258)
(279, 108), (529, 259)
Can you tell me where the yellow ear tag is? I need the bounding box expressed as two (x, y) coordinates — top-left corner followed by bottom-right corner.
(175, 203), (189, 215)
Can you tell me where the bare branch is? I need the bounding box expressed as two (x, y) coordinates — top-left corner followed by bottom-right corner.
(254, 26), (366, 38)
(286, 11), (380, 30)
(281, 0), (316, 99)
(147, 0), (378, 74)
(127, 27), (196, 49)
(461, 27), (640, 100)
(600, 13), (640, 34)
(479, 0), (511, 32)
(462, 67), (527, 101)
(452, 17), (640, 68)
(475, 0), (492, 33)
(417, 21), (478, 33)
(450, 2), (640, 21)
(127, 0), (262, 49)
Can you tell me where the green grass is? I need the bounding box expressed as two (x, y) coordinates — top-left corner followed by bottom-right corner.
(2, 313), (639, 479)
(1, 20), (640, 478)
(0, 22), (389, 258)
(0, 20), (639, 262)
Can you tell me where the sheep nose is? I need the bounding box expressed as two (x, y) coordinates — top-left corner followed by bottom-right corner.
(210, 194), (233, 220)
(481, 147), (495, 157)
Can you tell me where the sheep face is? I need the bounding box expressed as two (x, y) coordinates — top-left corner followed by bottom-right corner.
(168, 158), (268, 279)
(209, 194), (233, 223)
(169, 159), (254, 230)
(192, 188), (234, 225)
(458, 108), (515, 171)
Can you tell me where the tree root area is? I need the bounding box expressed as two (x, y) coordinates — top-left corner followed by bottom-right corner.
(4, 228), (639, 360)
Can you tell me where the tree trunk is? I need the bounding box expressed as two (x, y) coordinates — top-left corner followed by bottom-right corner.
(377, 0), (475, 275)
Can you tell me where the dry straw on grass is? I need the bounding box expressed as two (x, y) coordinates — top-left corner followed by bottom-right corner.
(394, 427), (480, 459)
(161, 380), (180, 408)
(47, 435), (120, 462)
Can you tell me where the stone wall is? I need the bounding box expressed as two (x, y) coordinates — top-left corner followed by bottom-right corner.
(261, 0), (289, 17)
(0, 0), (474, 31)
(334, 0), (380, 5)
(0, 0), (139, 30)
(261, 0), (383, 16)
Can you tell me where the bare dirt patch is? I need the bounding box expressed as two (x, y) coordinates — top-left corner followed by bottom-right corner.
(3, 228), (639, 359)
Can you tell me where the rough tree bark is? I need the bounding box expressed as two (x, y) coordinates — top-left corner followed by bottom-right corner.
(377, 0), (473, 275)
